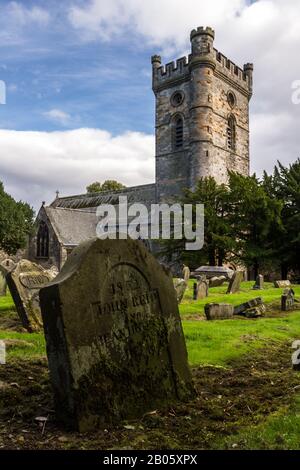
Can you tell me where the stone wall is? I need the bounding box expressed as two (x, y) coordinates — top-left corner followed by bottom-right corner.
(28, 206), (61, 270)
(152, 26), (253, 201)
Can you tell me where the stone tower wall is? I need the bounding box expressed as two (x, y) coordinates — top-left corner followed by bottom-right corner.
(152, 27), (253, 202)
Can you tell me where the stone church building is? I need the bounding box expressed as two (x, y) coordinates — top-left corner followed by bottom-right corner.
(28, 26), (253, 270)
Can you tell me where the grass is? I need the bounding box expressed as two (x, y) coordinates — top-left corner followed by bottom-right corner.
(216, 396), (300, 450)
(180, 280), (300, 318)
(1, 284), (300, 449)
(183, 313), (300, 366)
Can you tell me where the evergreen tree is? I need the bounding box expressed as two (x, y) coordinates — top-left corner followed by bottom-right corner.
(0, 182), (34, 255)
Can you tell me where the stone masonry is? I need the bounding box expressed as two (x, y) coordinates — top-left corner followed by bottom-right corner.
(152, 26), (253, 202)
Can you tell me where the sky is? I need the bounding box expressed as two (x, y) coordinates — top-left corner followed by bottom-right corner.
(0, 0), (300, 211)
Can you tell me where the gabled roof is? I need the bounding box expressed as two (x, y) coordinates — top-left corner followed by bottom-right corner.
(45, 207), (97, 246)
(50, 184), (156, 211)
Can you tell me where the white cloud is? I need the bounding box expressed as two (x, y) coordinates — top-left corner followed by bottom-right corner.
(0, 1), (50, 46)
(68, 0), (300, 175)
(0, 128), (155, 210)
(43, 109), (72, 126)
(7, 2), (50, 26)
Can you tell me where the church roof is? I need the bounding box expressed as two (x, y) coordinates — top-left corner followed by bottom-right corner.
(50, 184), (156, 211)
(45, 207), (97, 246)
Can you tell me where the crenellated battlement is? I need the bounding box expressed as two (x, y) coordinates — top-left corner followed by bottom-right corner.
(152, 26), (253, 95)
(190, 26), (215, 40)
(214, 49), (249, 84)
(152, 55), (190, 90)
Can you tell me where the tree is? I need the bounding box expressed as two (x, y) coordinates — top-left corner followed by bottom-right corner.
(161, 177), (233, 269)
(0, 182), (34, 255)
(86, 180), (126, 194)
(263, 159), (300, 278)
(227, 172), (283, 277)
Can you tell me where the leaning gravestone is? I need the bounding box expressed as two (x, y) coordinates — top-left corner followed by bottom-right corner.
(253, 274), (264, 290)
(0, 258), (16, 272)
(0, 266), (8, 296)
(227, 271), (244, 294)
(0, 259), (16, 297)
(274, 280), (291, 288)
(173, 278), (188, 304)
(6, 260), (54, 332)
(39, 238), (194, 432)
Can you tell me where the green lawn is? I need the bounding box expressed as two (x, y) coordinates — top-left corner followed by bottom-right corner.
(1, 284), (300, 450)
(183, 313), (300, 366)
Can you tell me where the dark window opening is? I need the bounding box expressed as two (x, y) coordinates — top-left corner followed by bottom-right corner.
(174, 117), (184, 149)
(227, 115), (236, 151)
(37, 222), (49, 258)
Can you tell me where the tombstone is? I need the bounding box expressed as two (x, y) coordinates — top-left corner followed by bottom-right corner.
(244, 304), (266, 318)
(196, 276), (209, 300)
(182, 265), (190, 282)
(274, 280), (291, 288)
(0, 258), (16, 272)
(209, 275), (227, 288)
(292, 341), (300, 371)
(281, 288), (295, 311)
(39, 238), (194, 431)
(45, 265), (59, 278)
(0, 266), (7, 297)
(234, 297), (263, 315)
(253, 274), (264, 290)
(6, 260), (54, 332)
(204, 303), (234, 320)
(192, 266), (234, 280)
(173, 278), (188, 304)
(227, 271), (244, 294)
(193, 282), (197, 300)
(0, 259), (15, 297)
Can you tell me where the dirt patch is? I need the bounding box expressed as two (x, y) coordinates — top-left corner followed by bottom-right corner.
(0, 342), (299, 450)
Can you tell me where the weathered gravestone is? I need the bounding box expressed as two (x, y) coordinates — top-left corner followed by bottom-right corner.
(227, 271), (244, 294)
(195, 276), (209, 300)
(253, 274), (264, 290)
(281, 288), (295, 311)
(6, 260), (54, 332)
(209, 275), (227, 288)
(204, 303), (234, 320)
(234, 297), (263, 315)
(0, 258), (16, 272)
(292, 341), (300, 371)
(173, 278), (188, 304)
(0, 259), (16, 297)
(182, 265), (190, 282)
(0, 266), (7, 296)
(274, 280), (291, 288)
(39, 238), (194, 432)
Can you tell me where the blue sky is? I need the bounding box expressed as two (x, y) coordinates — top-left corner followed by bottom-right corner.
(0, 1), (154, 134)
(0, 0), (300, 210)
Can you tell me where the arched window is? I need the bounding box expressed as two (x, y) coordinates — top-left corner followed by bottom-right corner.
(227, 115), (236, 151)
(37, 222), (49, 258)
(173, 116), (184, 150)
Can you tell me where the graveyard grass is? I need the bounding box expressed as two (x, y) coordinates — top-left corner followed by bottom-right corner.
(0, 282), (300, 450)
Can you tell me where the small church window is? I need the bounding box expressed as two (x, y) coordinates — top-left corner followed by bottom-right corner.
(171, 91), (184, 107)
(227, 115), (236, 151)
(227, 91), (236, 108)
(174, 116), (184, 150)
(37, 222), (49, 258)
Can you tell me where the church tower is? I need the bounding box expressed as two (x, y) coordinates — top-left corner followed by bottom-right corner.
(152, 26), (253, 202)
